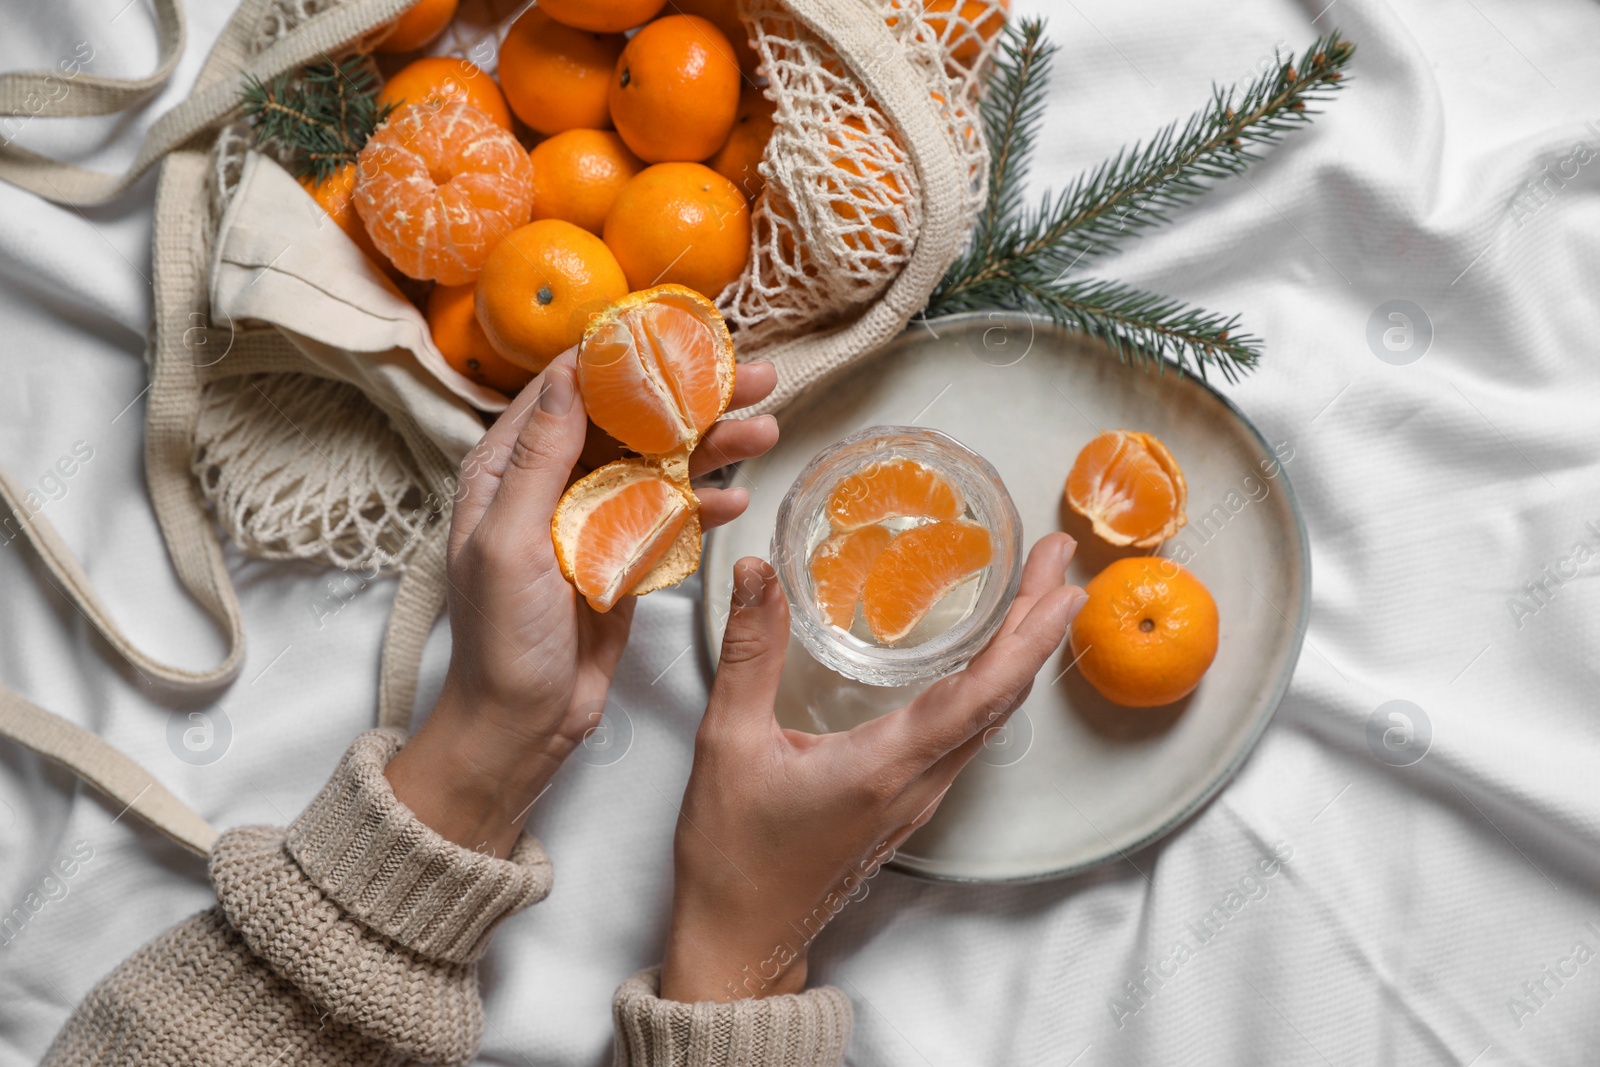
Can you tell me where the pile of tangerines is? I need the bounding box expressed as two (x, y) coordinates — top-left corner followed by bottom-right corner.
(300, 0), (782, 397)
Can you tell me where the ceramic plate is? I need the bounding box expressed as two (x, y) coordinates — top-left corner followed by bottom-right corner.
(702, 313), (1309, 883)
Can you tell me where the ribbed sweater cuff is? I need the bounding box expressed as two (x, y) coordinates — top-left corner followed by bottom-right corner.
(613, 968), (852, 1067)
(284, 727), (553, 964)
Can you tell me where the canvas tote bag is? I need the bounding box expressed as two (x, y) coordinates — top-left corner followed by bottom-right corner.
(0, 0), (993, 857)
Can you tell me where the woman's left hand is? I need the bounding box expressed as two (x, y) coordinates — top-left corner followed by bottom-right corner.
(385, 349), (778, 856)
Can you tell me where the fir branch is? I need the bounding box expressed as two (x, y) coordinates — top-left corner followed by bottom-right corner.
(240, 56), (392, 183)
(925, 27), (1354, 379)
(969, 20), (1054, 264)
(934, 274), (1259, 381)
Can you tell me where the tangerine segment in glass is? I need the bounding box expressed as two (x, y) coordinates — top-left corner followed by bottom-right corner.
(1064, 430), (1187, 548)
(552, 460), (696, 613)
(861, 520), (993, 645)
(825, 458), (963, 532)
(578, 286), (735, 459)
(808, 524), (895, 630)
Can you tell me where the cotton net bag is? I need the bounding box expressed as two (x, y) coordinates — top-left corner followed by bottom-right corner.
(194, 0), (999, 573)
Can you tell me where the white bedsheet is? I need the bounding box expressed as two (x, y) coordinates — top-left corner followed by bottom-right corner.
(4, 1), (1600, 1064)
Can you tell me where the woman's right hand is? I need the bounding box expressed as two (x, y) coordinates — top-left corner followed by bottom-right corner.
(660, 534), (1087, 1003)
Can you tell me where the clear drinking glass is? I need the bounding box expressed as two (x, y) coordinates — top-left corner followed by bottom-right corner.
(772, 425), (1023, 687)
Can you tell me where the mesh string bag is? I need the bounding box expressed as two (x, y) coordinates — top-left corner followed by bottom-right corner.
(722, 0), (996, 351)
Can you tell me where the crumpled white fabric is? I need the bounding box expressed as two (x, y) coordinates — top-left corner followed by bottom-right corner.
(2, 1), (1600, 1065)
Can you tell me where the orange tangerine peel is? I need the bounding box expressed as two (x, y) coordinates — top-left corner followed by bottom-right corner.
(1064, 430), (1187, 549)
(552, 458), (701, 613)
(553, 286), (737, 611)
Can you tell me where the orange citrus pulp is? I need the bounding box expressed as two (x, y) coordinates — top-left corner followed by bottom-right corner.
(1064, 430), (1187, 548)
(808, 524), (895, 630)
(552, 286), (738, 611)
(552, 460), (698, 612)
(826, 458), (962, 531)
(861, 520), (993, 645)
(354, 101), (533, 284)
(577, 284), (736, 474)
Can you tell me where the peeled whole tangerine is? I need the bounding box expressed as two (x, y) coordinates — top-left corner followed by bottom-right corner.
(552, 458), (701, 613)
(354, 101), (534, 284)
(552, 286), (738, 610)
(576, 284), (736, 480)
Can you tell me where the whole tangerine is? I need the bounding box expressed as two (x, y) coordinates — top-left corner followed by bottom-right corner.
(529, 129), (644, 235)
(475, 219), (630, 373)
(1069, 557), (1219, 708)
(603, 162), (750, 298)
(299, 163), (393, 273)
(886, 0), (1009, 65)
(707, 85), (776, 200)
(354, 101), (534, 284)
(377, 57), (511, 129)
(608, 15), (741, 164)
(426, 283), (535, 395)
(374, 0), (457, 53)
(665, 0), (759, 75)
(539, 0), (666, 33)
(922, 0), (1010, 64)
(498, 8), (624, 137)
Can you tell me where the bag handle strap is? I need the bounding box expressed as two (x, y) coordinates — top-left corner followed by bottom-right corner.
(744, 0), (973, 413)
(0, 0), (418, 207)
(0, 0), (184, 119)
(0, 469), (245, 687)
(0, 688), (218, 857)
(0, 0), (427, 855)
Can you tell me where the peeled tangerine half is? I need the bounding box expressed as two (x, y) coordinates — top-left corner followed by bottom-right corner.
(861, 520), (993, 645)
(1064, 430), (1187, 548)
(554, 286), (738, 612)
(826, 458), (963, 531)
(552, 459), (701, 613)
(578, 284), (736, 481)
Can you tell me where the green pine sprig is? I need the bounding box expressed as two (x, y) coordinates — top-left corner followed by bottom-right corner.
(927, 23), (1355, 380)
(240, 56), (393, 183)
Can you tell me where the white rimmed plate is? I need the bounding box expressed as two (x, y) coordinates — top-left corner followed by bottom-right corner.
(702, 313), (1309, 883)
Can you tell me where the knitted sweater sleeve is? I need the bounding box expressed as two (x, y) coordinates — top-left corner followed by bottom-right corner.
(41, 728), (855, 1067)
(43, 729), (552, 1066)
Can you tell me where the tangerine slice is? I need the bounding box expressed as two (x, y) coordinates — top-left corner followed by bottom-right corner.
(578, 285), (736, 475)
(552, 458), (700, 612)
(826, 458), (963, 531)
(1064, 431), (1187, 548)
(354, 101), (534, 284)
(861, 520), (993, 645)
(808, 524), (895, 630)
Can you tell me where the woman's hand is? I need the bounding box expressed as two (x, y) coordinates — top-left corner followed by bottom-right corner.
(659, 535), (1086, 1003)
(385, 350), (779, 857)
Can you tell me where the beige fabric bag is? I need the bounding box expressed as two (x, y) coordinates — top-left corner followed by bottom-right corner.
(0, 0), (993, 856)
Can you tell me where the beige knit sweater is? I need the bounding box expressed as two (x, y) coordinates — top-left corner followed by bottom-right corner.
(43, 730), (852, 1066)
